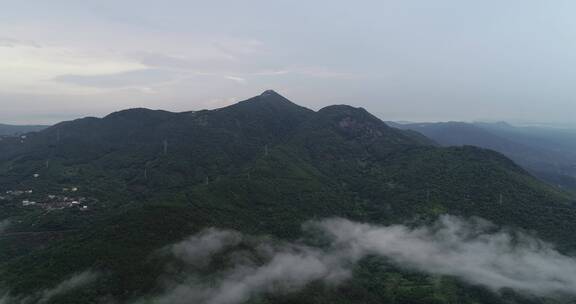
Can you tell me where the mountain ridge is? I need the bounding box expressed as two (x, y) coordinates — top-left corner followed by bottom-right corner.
(0, 123), (48, 136)
(0, 91), (574, 304)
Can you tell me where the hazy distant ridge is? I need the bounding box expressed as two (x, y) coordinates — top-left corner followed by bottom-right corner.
(0, 123), (48, 136)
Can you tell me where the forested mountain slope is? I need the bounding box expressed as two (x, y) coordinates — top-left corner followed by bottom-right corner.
(392, 121), (576, 193)
(0, 91), (574, 304)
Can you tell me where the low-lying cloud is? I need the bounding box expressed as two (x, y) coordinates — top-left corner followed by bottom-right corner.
(144, 231), (350, 304)
(0, 271), (98, 304)
(141, 215), (576, 304)
(0, 220), (11, 234)
(37, 271), (99, 303)
(169, 228), (243, 267)
(315, 216), (576, 296)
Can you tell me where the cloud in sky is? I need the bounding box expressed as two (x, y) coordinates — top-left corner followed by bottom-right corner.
(0, 38), (42, 48)
(224, 76), (247, 84)
(2, 1), (576, 124)
(54, 68), (185, 89)
(0, 41), (145, 95)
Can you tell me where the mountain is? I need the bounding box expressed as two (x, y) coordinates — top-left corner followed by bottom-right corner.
(0, 91), (575, 304)
(392, 121), (576, 193)
(475, 121), (576, 154)
(0, 123), (47, 136)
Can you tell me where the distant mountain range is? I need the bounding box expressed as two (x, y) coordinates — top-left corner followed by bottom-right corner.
(0, 123), (48, 136)
(0, 91), (575, 304)
(391, 121), (576, 193)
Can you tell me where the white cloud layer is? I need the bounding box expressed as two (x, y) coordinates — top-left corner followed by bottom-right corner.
(141, 231), (350, 304)
(139, 215), (576, 304)
(316, 216), (576, 296)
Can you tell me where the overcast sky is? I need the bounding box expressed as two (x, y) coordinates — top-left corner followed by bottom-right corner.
(1, 0), (576, 125)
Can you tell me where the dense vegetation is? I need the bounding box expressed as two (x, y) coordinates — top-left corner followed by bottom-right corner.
(0, 91), (574, 303)
(392, 121), (576, 193)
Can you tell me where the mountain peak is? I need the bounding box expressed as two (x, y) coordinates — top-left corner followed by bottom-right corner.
(209, 91), (315, 138)
(260, 89), (282, 97)
(228, 90), (303, 110)
(256, 90), (293, 104)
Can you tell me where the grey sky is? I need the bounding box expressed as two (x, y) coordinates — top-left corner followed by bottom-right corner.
(1, 0), (575, 125)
